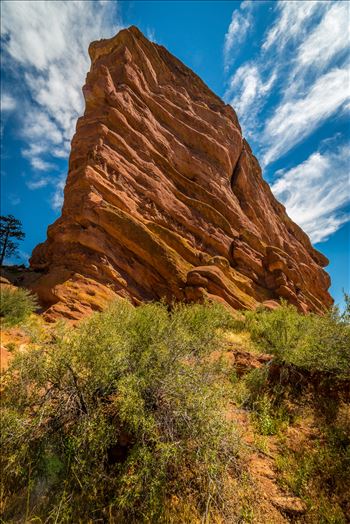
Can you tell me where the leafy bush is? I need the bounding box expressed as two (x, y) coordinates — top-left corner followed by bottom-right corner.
(244, 298), (350, 378)
(245, 301), (308, 360)
(0, 286), (38, 326)
(0, 300), (241, 523)
(301, 302), (350, 377)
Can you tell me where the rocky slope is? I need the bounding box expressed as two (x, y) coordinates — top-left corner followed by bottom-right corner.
(30, 26), (332, 320)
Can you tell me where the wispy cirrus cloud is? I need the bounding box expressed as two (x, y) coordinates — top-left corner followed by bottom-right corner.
(224, 0), (350, 157)
(145, 27), (157, 43)
(25, 172), (66, 212)
(1, 93), (17, 112)
(263, 67), (349, 165)
(50, 175), (66, 211)
(271, 144), (350, 244)
(223, 1), (253, 72)
(8, 193), (21, 206)
(26, 178), (50, 190)
(223, 0), (350, 243)
(22, 145), (58, 172)
(224, 63), (276, 138)
(294, 1), (349, 72)
(260, 2), (350, 165)
(1, 0), (122, 194)
(262, 0), (324, 52)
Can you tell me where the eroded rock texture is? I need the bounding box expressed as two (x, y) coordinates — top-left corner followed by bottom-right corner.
(30, 26), (332, 320)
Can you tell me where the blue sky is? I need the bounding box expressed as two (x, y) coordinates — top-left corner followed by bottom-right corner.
(1, 0), (349, 307)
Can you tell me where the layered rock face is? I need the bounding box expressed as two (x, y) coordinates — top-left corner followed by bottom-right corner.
(30, 26), (332, 320)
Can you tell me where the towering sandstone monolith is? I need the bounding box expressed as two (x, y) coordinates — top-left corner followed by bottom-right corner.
(30, 26), (333, 320)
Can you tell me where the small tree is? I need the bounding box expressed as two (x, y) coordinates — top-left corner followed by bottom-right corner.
(0, 215), (25, 266)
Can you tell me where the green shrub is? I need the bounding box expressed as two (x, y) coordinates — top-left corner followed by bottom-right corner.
(245, 301), (309, 360)
(301, 304), (350, 376)
(251, 394), (290, 436)
(0, 300), (240, 523)
(245, 299), (350, 378)
(0, 286), (38, 326)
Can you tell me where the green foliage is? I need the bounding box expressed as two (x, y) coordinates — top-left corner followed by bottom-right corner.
(0, 286), (38, 326)
(228, 297), (350, 522)
(227, 298), (350, 522)
(232, 367), (290, 436)
(245, 301), (308, 360)
(0, 300), (240, 523)
(245, 299), (350, 378)
(250, 394), (290, 436)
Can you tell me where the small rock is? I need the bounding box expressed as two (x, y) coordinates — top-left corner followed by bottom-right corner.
(272, 496), (306, 515)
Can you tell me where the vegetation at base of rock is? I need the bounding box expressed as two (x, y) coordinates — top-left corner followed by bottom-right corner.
(2, 296), (350, 522)
(236, 364), (350, 523)
(275, 416), (350, 524)
(0, 286), (38, 327)
(244, 297), (350, 378)
(0, 301), (242, 523)
(228, 298), (350, 523)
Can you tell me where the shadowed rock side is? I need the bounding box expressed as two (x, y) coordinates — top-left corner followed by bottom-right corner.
(30, 26), (332, 320)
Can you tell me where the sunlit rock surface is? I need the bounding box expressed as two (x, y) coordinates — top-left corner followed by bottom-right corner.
(30, 26), (332, 320)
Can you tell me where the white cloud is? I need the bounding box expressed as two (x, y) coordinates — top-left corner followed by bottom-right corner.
(22, 144), (47, 158)
(22, 110), (63, 145)
(1, 93), (16, 112)
(263, 67), (350, 165)
(224, 63), (276, 135)
(224, 2), (252, 71)
(22, 145), (58, 171)
(50, 175), (66, 211)
(52, 143), (71, 158)
(296, 2), (350, 71)
(1, 0), (122, 174)
(271, 144), (350, 243)
(31, 158), (56, 172)
(225, 64), (275, 113)
(26, 178), (49, 190)
(260, 2), (350, 165)
(146, 27), (156, 43)
(8, 193), (21, 206)
(262, 1), (324, 51)
(224, 1), (327, 137)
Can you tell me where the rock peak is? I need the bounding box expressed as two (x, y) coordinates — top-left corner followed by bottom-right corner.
(88, 25), (144, 62)
(30, 28), (332, 320)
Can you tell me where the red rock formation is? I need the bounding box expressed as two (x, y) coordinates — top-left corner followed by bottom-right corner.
(30, 26), (333, 320)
